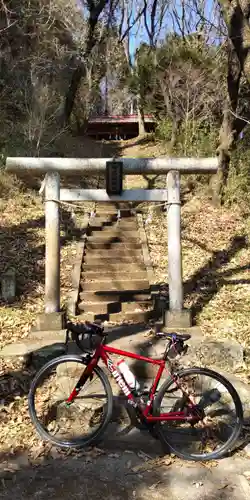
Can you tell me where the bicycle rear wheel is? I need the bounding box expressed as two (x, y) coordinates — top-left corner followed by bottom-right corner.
(153, 367), (243, 461)
(28, 354), (113, 448)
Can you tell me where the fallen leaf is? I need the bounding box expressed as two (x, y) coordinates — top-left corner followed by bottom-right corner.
(149, 481), (162, 490)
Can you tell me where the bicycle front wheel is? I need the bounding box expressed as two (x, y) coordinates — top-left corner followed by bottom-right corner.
(28, 354), (113, 448)
(153, 367), (243, 461)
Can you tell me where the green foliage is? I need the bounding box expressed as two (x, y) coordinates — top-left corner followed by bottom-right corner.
(128, 45), (156, 106)
(155, 116), (250, 206)
(224, 163), (250, 206)
(225, 132), (250, 206)
(155, 119), (173, 141)
(129, 33), (225, 138)
(177, 122), (218, 157)
(156, 119), (219, 156)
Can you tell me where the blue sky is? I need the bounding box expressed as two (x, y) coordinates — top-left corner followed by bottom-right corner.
(128, 0), (218, 56)
(76, 0), (219, 58)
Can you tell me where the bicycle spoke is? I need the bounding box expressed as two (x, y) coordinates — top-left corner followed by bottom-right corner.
(154, 367), (242, 461)
(29, 357), (113, 448)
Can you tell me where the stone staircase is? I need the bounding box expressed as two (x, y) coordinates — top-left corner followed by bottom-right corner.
(77, 203), (154, 323)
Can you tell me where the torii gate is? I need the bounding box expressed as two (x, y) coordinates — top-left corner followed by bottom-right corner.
(6, 156), (218, 330)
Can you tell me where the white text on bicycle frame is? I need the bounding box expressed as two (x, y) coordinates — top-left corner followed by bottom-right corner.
(107, 359), (131, 396)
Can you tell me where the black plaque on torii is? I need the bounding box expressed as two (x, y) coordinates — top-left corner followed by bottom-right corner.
(106, 161), (123, 195)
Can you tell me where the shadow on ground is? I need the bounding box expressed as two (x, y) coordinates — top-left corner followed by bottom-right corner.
(0, 136), (122, 304)
(83, 233), (249, 324)
(1, 232), (248, 407)
(0, 435), (249, 500)
(0, 208), (90, 306)
(183, 234), (249, 320)
(1, 136), (250, 498)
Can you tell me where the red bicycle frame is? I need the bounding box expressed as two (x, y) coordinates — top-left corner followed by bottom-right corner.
(66, 342), (196, 423)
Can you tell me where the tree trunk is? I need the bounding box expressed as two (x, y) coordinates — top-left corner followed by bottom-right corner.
(214, 113), (236, 206)
(64, 65), (85, 125)
(170, 119), (181, 150)
(137, 96), (146, 136)
(104, 74), (108, 115)
(63, 0), (108, 124)
(216, 0), (250, 203)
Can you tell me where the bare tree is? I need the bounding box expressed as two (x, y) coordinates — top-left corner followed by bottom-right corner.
(0, 0), (86, 150)
(155, 35), (225, 149)
(63, 0), (110, 124)
(63, 0), (148, 124)
(136, 0), (169, 135)
(214, 0), (250, 203)
(117, 0), (147, 133)
(166, 0), (250, 203)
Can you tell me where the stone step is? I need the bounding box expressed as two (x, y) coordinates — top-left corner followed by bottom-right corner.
(95, 202), (130, 209)
(82, 262), (145, 271)
(83, 250), (143, 261)
(86, 240), (141, 250)
(96, 201), (130, 208)
(78, 309), (154, 323)
(0, 331), (66, 358)
(88, 221), (137, 232)
(99, 329), (244, 380)
(29, 330), (67, 340)
(80, 279), (149, 291)
(95, 208), (131, 216)
(81, 270), (147, 279)
(88, 230), (138, 240)
(96, 202), (119, 207)
(78, 300), (152, 314)
(79, 290), (152, 302)
(91, 213), (135, 222)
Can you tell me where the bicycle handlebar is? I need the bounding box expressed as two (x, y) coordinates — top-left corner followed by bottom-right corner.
(66, 320), (105, 337)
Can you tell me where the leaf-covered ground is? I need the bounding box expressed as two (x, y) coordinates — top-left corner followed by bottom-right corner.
(0, 135), (249, 457)
(0, 135), (113, 454)
(0, 177), (96, 456)
(145, 195), (249, 345)
(123, 139), (250, 349)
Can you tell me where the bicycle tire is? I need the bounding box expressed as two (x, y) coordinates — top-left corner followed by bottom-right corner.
(28, 354), (113, 448)
(153, 366), (243, 461)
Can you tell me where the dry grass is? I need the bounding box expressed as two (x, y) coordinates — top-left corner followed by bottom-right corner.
(120, 135), (166, 158)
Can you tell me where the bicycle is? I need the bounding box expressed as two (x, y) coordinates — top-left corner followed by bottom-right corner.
(28, 321), (243, 462)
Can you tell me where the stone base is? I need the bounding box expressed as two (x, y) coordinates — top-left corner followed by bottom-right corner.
(32, 312), (66, 332)
(164, 309), (192, 329)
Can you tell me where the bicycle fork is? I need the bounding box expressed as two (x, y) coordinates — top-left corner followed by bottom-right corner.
(65, 358), (96, 405)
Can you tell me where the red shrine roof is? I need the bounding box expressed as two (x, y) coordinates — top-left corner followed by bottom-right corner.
(89, 114), (155, 124)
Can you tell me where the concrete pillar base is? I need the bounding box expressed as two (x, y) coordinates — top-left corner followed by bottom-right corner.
(164, 309), (192, 329)
(32, 312), (66, 332)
